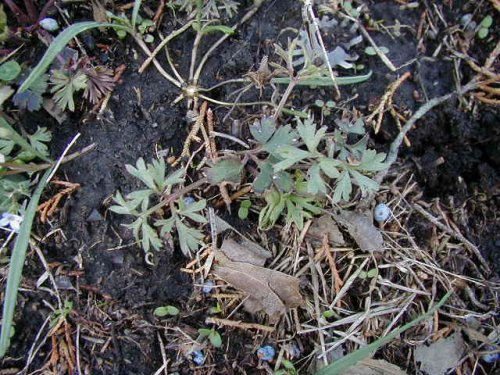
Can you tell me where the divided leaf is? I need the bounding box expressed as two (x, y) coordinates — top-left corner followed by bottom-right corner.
(358, 149), (388, 172)
(273, 145), (310, 171)
(333, 170), (352, 202)
(249, 116), (276, 144)
(176, 219), (204, 257)
(307, 163), (327, 195)
(296, 118), (326, 153)
(262, 125), (297, 157)
(206, 158), (243, 184)
(50, 70), (88, 111)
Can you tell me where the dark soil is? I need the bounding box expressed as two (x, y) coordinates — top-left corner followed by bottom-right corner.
(1, 0), (499, 374)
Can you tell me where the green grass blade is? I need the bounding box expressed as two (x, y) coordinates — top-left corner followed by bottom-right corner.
(0, 167), (53, 358)
(315, 290), (453, 375)
(18, 22), (131, 93)
(131, 0), (143, 30)
(0, 116), (52, 162)
(271, 71), (373, 87)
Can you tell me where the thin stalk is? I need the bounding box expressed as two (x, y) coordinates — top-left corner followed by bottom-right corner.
(273, 77), (298, 120)
(199, 78), (249, 92)
(145, 177), (208, 216)
(193, 0), (264, 83)
(197, 93), (275, 108)
(137, 19), (194, 75)
(164, 40), (184, 84)
(134, 36), (182, 88)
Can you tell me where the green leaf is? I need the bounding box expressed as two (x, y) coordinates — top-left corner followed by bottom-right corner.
(156, 216), (175, 236)
(126, 158), (157, 191)
(314, 291), (453, 375)
(0, 117), (52, 162)
(18, 22), (131, 93)
(349, 170), (379, 196)
(238, 206), (249, 219)
(271, 70), (373, 87)
(176, 219), (204, 257)
(165, 168), (185, 187)
(131, 0), (143, 30)
(0, 6), (8, 43)
(50, 70), (88, 111)
(249, 117), (276, 144)
(322, 310), (335, 319)
(0, 168), (53, 358)
(358, 149), (388, 172)
(198, 328), (212, 337)
(273, 171), (294, 192)
(209, 330), (222, 348)
(478, 27), (489, 39)
(366, 268), (378, 278)
(480, 15), (493, 28)
(319, 157), (341, 178)
(178, 198), (207, 223)
(253, 162), (273, 193)
(332, 170), (352, 202)
(296, 118), (326, 153)
(154, 305), (179, 317)
(206, 158), (242, 184)
(307, 164), (327, 195)
(141, 221), (162, 252)
(0, 61), (21, 82)
(201, 25), (235, 35)
(262, 125), (297, 157)
(273, 145), (310, 171)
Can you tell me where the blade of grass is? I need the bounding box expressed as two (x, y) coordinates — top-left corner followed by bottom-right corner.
(315, 290), (453, 375)
(131, 0), (142, 30)
(0, 167), (52, 358)
(271, 71), (373, 87)
(0, 116), (52, 163)
(18, 22), (131, 93)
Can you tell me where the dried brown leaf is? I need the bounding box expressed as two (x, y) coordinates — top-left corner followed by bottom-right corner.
(342, 359), (407, 375)
(308, 214), (345, 246)
(414, 333), (466, 375)
(334, 210), (384, 252)
(213, 251), (302, 322)
(220, 238), (271, 266)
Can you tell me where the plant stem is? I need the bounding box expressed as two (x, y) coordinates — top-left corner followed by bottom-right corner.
(273, 77), (298, 120)
(197, 93), (275, 108)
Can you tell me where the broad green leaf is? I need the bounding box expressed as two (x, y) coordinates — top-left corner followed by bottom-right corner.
(478, 27), (489, 39)
(332, 170), (352, 202)
(253, 162), (273, 193)
(0, 61), (21, 82)
(198, 328), (212, 337)
(18, 22), (131, 93)
(358, 149), (388, 172)
(319, 157), (341, 178)
(296, 118), (326, 153)
(209, 330), (222, 348)
(273, 171), (294, 192)
(249, 117), (276, 144)
(307, 164), (327, 195)
(262, 125), (297, 156)
(273, 145), (310, 171)
(349, 170), (379, 196)
(206, 158), (242, 184)
(154, 305), (179, 317)
(480, 15), (493, 28)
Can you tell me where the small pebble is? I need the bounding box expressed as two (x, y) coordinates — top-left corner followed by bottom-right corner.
(202, 280), (215, 294)
(482, 345), (500, 363)
(374, 203), (391, 223)
(39, 18), (59, 32)
(87, 209), (103, 222)
(183, 196), (196, 206)
(192, 350), (206, 365)
(257, 345), (275, 361)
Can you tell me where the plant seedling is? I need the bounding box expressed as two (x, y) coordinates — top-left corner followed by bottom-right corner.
(198, 327), (222, 348)
(153, 305), (180, 317)
(477, 15), (493, 39)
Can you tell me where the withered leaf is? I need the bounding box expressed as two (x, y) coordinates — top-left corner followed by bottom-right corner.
(213, 251), (302, 322)
(333, 210), (383, 252)
(342, 359), (407, 375)
(307, 214), (345, 246)
(220, 238), (271, 266)
(414, 332), (465, 375)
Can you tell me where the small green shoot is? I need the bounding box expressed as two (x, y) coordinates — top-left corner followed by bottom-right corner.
(237, 200), (252, 219)
(153, 305), (180, 317)
(477, 15), (493, 39)
(198, 327), (222, 348)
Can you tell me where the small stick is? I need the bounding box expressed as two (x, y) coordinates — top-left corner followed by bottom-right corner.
(205, 317), (275, 332)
